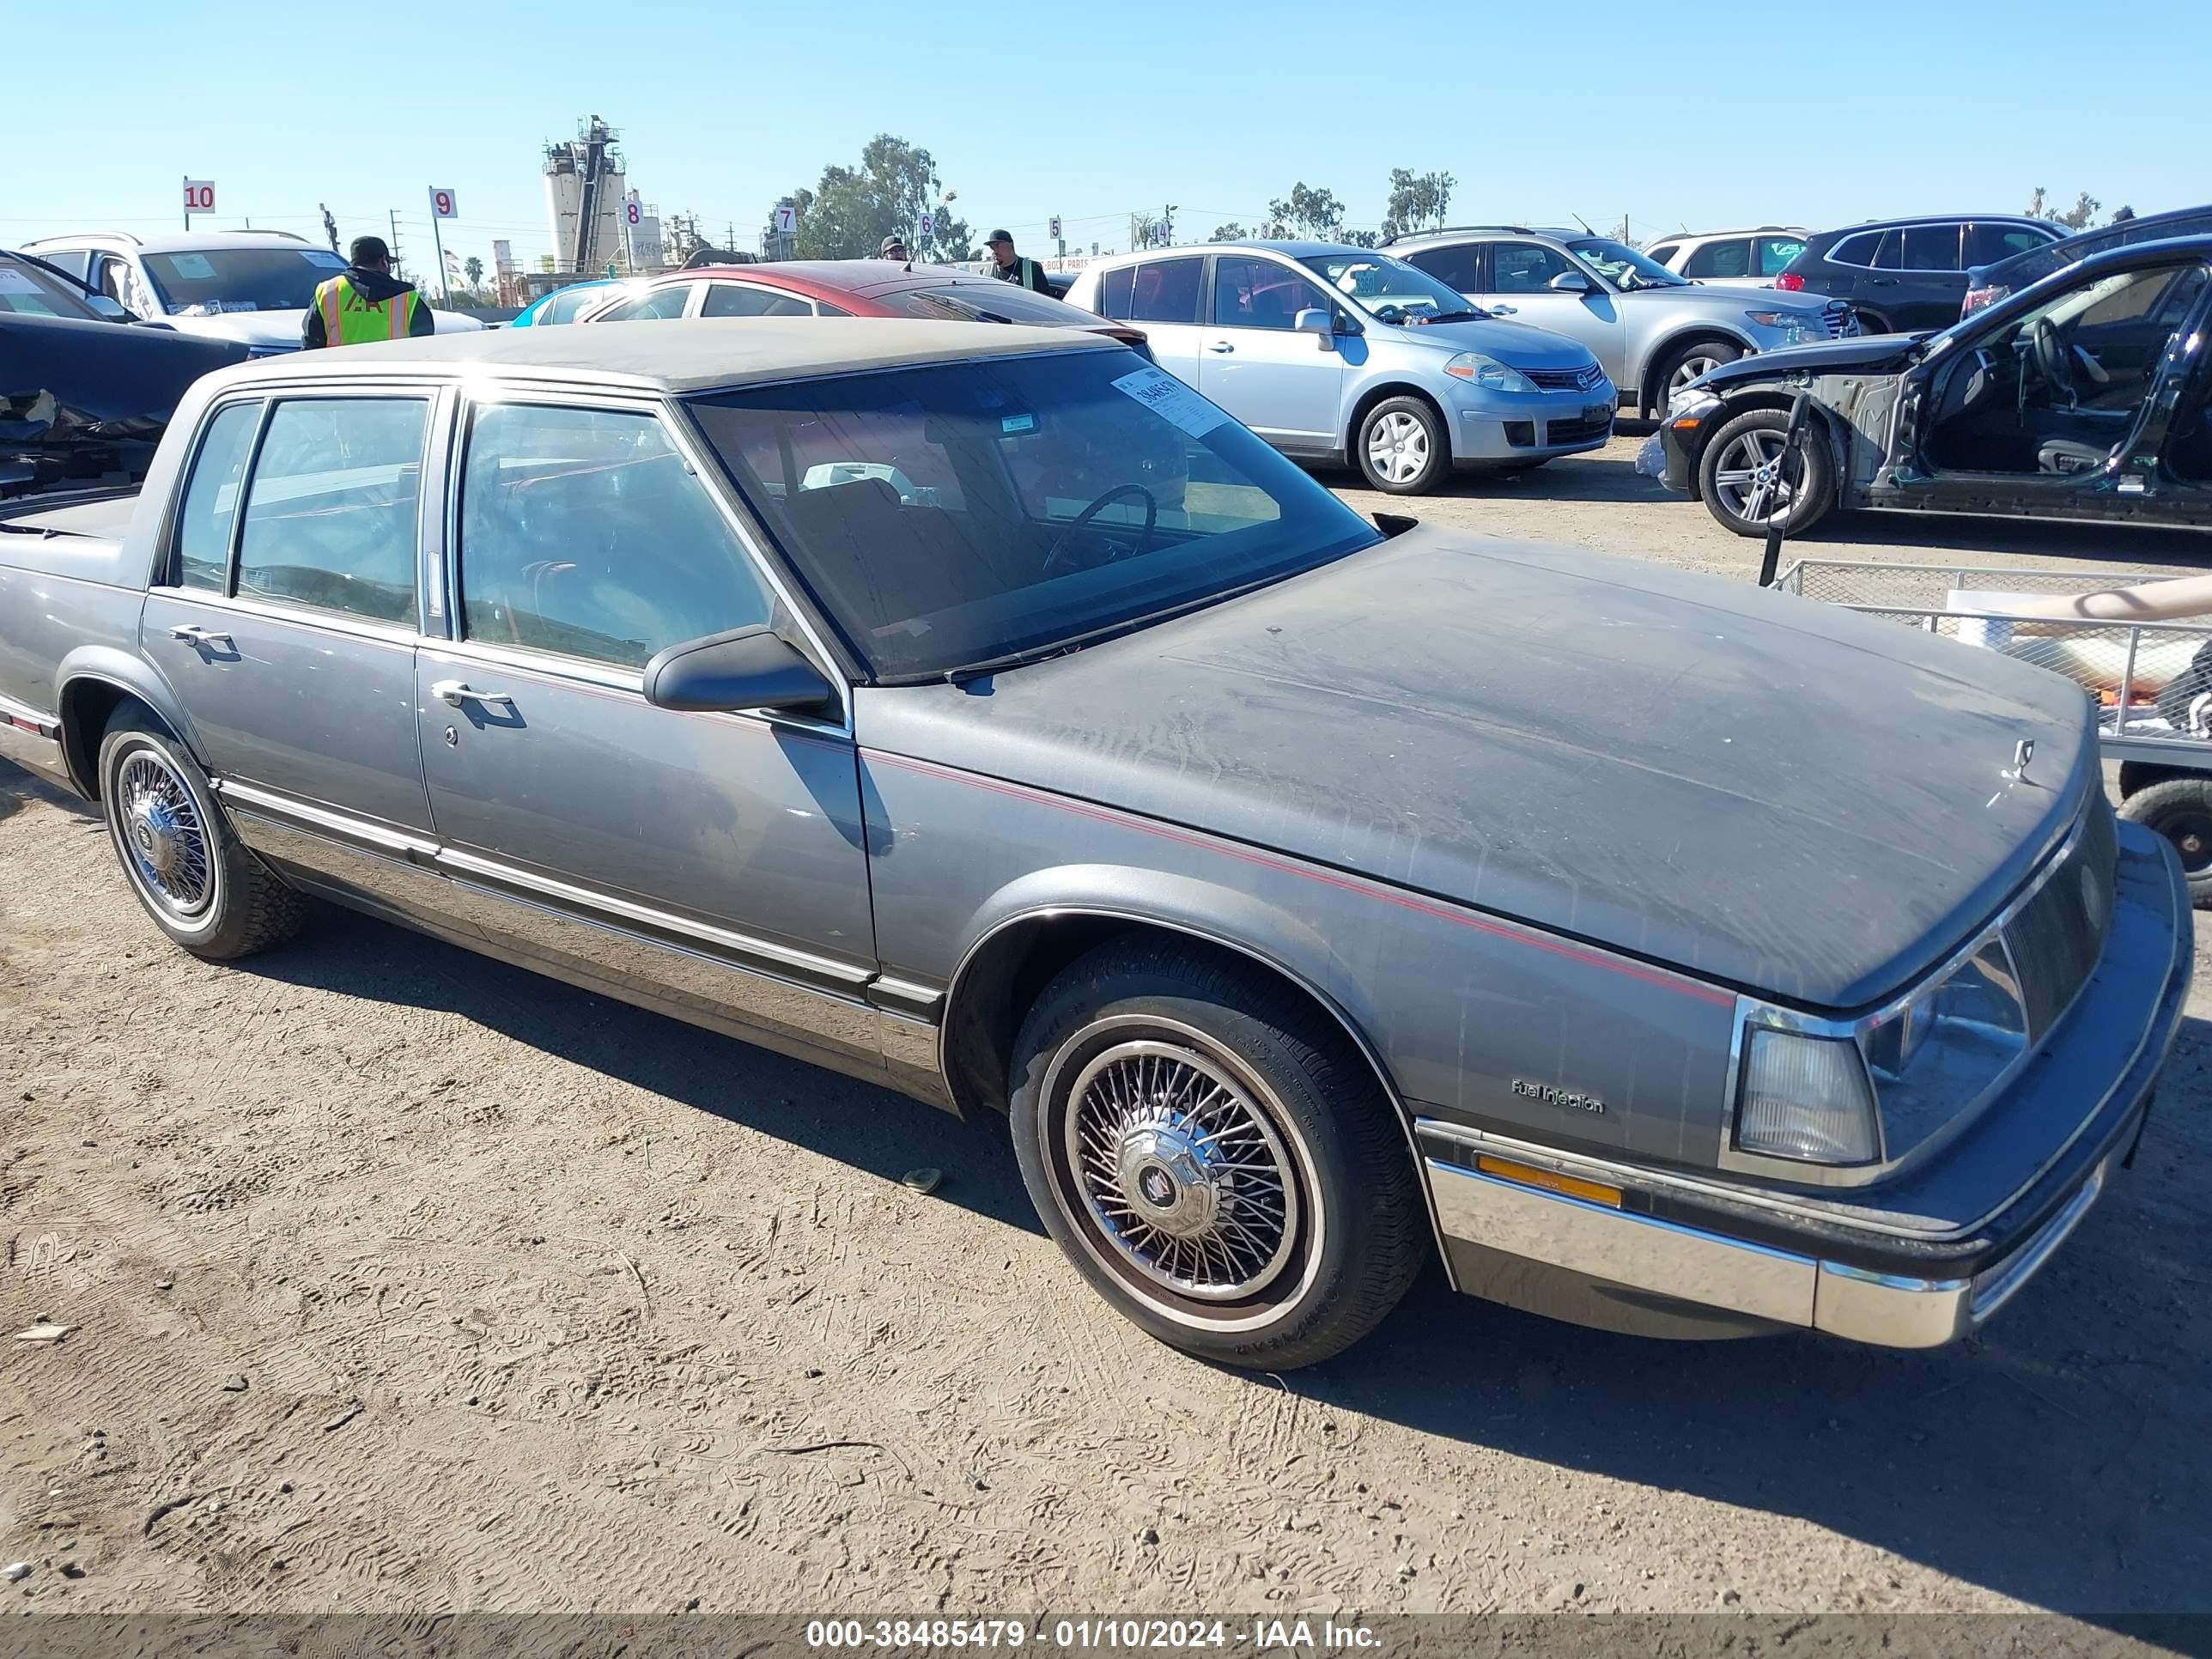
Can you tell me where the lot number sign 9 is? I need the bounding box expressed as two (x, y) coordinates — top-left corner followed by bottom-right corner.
(182, 179), (216, 215)
(430, 189), (459, 219)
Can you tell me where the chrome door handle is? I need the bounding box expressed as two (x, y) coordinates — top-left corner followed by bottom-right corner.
(168, 623), (234, 649)
(1206, 341), (1234, 353)
(430, 679), (514, 708)
(1488, 303), (1517, 314)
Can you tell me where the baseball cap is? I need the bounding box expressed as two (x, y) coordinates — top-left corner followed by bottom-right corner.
(878, 234), (907, 255)
(988, 229), (1013, 245)
(349, 234), (390, 265)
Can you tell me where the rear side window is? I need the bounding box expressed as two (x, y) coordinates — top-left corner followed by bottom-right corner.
(701, 283), (811, 318)
(456, 404), (772, 668)
(595, 286), (692, 322)
(1125, 257), (1203, 325)
(1682, 240), (1751, 279)
(1828, 231), (1882, 267)
(1968, 224), (2054, 265)
(1899, 224), (1964, 271)
(1099, 265), (1135, 319)
(173, 401), (262, 592)
(1406, 243), (1481, 292)
(235, 398), (427, 625)
(1756, 237), (1805, 275)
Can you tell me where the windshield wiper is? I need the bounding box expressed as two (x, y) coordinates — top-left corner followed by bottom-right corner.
(1423, 308), (1489, 323)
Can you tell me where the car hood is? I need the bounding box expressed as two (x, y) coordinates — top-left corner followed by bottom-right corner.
(1696, 330), (1933, 390)
(856, 527), (2093, 1009)
(1625, 281), (1826, 319)
(164, 307), (486, 348)
(1388, 315), (1599, 371)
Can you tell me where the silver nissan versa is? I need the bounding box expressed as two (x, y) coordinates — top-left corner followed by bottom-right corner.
(1063, 241), (1614, 494)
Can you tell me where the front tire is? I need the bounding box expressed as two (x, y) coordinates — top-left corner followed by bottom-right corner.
(1356, 395), (1450, 495)
(1009, 939), (1426, 1370)
(1650, 337), (1741, 416)
(1697, 406), (1836, 538)
(2119, 777), (2212, 907)
(99, 714), (303, 960)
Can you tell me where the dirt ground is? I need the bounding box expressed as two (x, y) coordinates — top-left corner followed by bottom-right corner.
(4, 436), (2210, 1620)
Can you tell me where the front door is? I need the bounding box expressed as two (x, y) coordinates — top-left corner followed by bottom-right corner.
(1907, 258), (2212, 520)
(1456, 240), (1626, 385)
(143, 389), (437, 842)
(1198, 254), (1344, 451)
(415, 394), (879, 1065)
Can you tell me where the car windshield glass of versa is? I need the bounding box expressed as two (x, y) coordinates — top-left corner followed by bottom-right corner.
(1297, 253), (1476, 319)
(689, 349), (1381, 682)
(1565, 237), (1689, 289)
(139, 247), (346, 313)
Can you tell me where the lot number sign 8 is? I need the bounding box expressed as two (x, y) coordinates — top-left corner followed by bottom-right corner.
(183, 179), (216, 214)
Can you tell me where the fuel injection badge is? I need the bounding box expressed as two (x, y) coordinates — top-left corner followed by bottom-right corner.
(1512, 1079), (1607, 1115)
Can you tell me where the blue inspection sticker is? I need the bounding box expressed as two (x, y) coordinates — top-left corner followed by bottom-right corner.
(1001, 412), (1036, 434)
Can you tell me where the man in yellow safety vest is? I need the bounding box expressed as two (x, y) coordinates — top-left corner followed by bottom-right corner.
(301, 235), (435, 349)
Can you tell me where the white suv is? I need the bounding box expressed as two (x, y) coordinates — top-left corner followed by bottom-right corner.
(1641, 228), (1810, 290)
(21, 229), (483, 353)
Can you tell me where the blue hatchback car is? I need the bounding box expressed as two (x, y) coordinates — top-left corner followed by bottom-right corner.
(509, 279), (626, 327)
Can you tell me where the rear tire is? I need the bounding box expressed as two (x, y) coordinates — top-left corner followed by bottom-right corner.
(1008, 939), (1425, 1370)
(2118, 777), (2212, 907)
(1356, 395), (1450, 495)
(98, 714), (303, 960)
(1697, 406), (1836, 538)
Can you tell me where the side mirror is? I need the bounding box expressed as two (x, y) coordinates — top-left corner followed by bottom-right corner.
(1293, 307), (1336, 350)
(642, 625), (836, 716)
(1548, 270), (1594, 294)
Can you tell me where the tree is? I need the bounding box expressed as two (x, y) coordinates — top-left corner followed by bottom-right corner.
(463, 255), (484, 291)
(1129, 212), (1162, 251)
(2026, 185), (2103, 232)
(789, 137), (969, 262)
(1266, 183), (1344, 240)
(1210, 222), (1248, 242)
(1340, 229), (1379, 250)
(1379, 168), (1455, 242)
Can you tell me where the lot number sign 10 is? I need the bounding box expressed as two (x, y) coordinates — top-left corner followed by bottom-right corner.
(182, 179), (216, 222)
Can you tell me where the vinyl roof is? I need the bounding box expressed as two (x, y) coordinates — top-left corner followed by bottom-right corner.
(208, 315), (1120, 394)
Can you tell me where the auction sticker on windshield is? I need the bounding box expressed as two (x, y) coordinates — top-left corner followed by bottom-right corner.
(170, 253), (216, 279)
(1111, 366), (1226, 439)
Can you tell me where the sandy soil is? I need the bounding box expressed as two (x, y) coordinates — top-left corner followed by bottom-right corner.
(3, 442), (2209, 1619)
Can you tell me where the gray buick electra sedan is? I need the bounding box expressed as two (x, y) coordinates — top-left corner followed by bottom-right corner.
(0, 319), (2189, 1368)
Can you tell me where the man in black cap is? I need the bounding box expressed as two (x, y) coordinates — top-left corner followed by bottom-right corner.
(301, 235), (435, 349)
(878, 234), (909, 262)
(985, 229), (1052, 295)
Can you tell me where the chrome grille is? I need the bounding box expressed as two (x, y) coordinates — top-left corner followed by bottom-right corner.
(1821, 301), (1861, 338)
(1524, 363), (1607, 392)
(2003, 798), (2116, 1036)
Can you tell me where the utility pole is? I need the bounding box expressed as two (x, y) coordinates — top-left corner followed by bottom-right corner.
(320, 204), (340, 255)
(387, 210), (404, 280)
(1163, 203), (1178, 246)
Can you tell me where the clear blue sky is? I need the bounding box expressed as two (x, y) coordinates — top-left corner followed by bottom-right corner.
(10, 0), (2207, 274)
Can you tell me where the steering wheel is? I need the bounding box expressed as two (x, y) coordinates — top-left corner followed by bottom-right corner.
(1041, 483), (1158, 575)
(2032, 316), (2079, 404)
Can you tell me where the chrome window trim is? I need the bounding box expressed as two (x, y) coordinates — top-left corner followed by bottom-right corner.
(145, 589), (419, 652)
(443, 386), (854, 740)
(1717, 804), (2097, 1188)
(153, 391), (271, 593)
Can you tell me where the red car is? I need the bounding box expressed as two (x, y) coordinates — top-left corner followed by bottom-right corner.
(579, 260), (1150, 356)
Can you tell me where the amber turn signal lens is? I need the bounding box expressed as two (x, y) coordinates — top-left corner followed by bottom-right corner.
(1475, 1155), (1623, 1208)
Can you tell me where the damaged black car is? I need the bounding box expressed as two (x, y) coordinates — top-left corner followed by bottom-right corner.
(1647, 235), (2212, 538)
(2, 250), (251, 500)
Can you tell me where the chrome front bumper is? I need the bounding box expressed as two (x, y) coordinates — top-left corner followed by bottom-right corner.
(1422, 1140), (2113, 1347)
(1414, 822), (2188, 1350)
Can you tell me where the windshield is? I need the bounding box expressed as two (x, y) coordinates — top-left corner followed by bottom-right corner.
(1565, 237), (1688, 291)
(1298, 253), (1482, 321)
(892, 283), (1092, 326)
(139, 246), (349, 314)
(690, 349), (1380, 682)
(0, 253), (109, 320)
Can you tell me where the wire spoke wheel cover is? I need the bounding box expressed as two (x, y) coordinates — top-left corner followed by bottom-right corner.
(1365, 410), (1431, 485)
(1061, 1038), (1304, 1303)
(114, 750), (215, 919)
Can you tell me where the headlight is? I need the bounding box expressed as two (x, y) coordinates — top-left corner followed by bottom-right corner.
(1858, 933), (2027, 1158)
(1735, 1028), (1881, 1165)
(1746, 309), (1823, 346)
(1444, 352), (1537, 393)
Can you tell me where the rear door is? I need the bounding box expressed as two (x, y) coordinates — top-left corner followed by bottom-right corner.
(412, 392), (880, 1064)
(1100, 255), (1206, 388)
(1197, 253), (1343, 449)
(1878, 222), (1972, 331)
